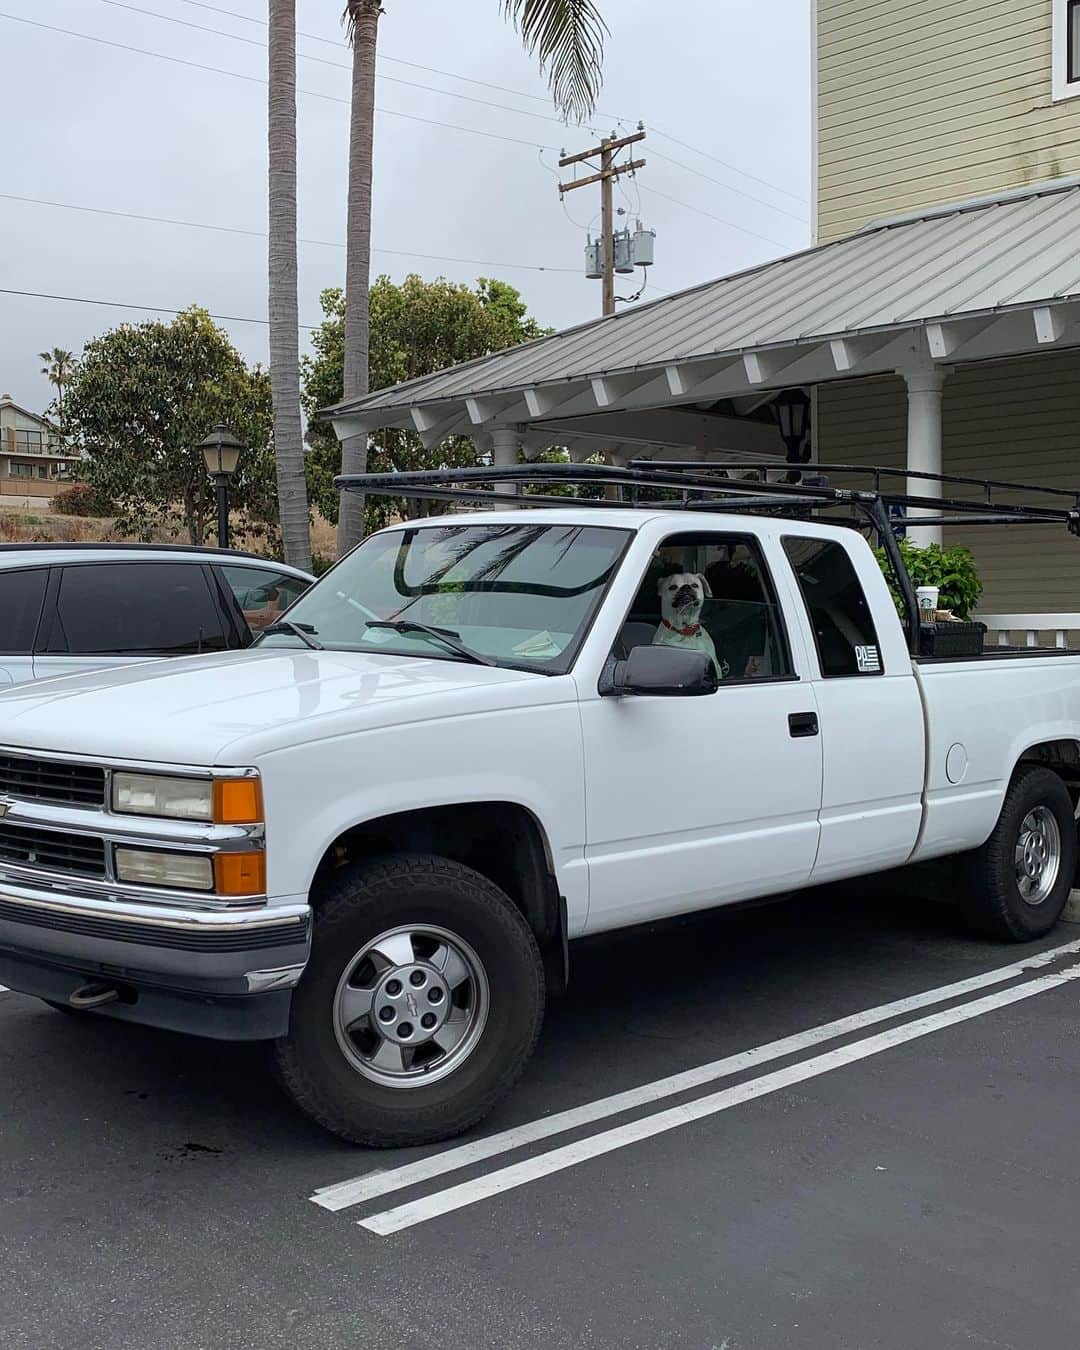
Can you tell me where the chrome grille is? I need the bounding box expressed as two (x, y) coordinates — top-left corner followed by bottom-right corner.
(0, 753), (107, 808)
(0, 821), (107, 878)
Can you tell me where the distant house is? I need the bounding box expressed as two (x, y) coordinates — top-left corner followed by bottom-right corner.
(0, 394), (80, 506)
(327, 0), (1080, 645)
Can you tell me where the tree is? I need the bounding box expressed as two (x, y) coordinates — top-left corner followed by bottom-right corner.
(336, 0), (608, 555)
(64, 308), (279, 547)
(39, 347), (76, 434)
(267, 0), (313, 572)
(302, 274), (548, 535)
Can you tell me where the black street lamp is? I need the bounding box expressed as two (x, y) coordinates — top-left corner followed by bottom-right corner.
(197, 424), (245, 549)
(772, 387), (812, 483)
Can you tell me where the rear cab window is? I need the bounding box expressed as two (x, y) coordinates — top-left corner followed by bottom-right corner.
(46, 563), (229, 655)
(782, 536), (883, 677)
(0, 568), (47, 654)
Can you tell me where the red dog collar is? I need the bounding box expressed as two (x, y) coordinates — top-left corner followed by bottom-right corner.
(661, 618), (701, 638)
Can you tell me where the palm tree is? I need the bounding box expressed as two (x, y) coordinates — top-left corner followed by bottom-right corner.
(39, 347), (75, 436)
(336, 0), (608, 555)
(267, 0), (313, 571)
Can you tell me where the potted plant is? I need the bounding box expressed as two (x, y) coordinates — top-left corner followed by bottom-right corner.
(874, 540), (986, 656)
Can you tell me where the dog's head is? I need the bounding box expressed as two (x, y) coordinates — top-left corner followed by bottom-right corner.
(657, 571), (712, 626)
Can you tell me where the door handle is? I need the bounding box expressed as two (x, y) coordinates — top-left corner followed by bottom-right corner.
(788, 711), (819, 738)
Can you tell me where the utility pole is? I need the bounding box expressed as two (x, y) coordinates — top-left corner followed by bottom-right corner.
(559, 129), (646, 317)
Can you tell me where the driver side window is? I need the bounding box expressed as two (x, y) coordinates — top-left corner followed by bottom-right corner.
(617, 533), (794, 683)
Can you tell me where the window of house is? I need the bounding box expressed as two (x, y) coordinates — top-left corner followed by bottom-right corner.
(1053, 0), (1080, 99)
(36, 466), (48, 480)
(782, 536), (883, 678)
(47, 563), (229, 656)
(10, 462), (32, 479)
(15, 430), (43, 454)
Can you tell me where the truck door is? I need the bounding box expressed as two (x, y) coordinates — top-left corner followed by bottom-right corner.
(780, 533), (925, 882)
(578, 529), (824, 934)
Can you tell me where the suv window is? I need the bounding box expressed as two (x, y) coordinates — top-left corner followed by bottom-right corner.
(219, 565), (309, 637)
(619, 533), (793, 682)
(0, 569), (47, 654)
(782, 536), (883, 677)
(48, 563), (229, 655)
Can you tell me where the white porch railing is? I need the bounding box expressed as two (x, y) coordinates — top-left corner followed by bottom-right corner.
(978, 614), (1080, 650)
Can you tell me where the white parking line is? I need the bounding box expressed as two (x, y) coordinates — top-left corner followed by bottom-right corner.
(360, 961), (1080, 1235)
(311, 937), (1080, 1213)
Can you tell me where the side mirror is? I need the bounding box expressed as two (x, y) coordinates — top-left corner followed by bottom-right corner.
(600, 645), (718, 698)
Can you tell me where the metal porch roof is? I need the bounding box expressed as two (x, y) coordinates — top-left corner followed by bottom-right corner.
(328, 180), (1080, 425)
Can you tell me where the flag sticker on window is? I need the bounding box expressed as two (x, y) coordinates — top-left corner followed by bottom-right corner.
(855, 645), (881, 674)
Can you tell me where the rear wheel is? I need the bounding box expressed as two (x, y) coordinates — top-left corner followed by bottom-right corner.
(274, 854), (545, 1146)
(960, 766), (1076, 940)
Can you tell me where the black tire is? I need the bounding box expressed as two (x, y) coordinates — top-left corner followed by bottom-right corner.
(960, 766), (1077, 941)
(274, 853), (545, 1147)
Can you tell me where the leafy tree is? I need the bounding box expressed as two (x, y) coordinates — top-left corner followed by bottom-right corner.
(39, 347), (76, 434)
(302, 275), (548, 532)
(64, 308), (278, 547)
(336, 0), (608, 554)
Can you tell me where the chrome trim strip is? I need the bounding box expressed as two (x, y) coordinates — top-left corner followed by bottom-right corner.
(0, 861), (266, 911)
(0, 796), (264, 851)
(0, 744), (259, 780)
(244, 964), (307, 992)
(0, 884), (308, 932)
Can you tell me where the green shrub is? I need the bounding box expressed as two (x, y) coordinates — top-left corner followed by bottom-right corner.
(874, 539), (983, 620)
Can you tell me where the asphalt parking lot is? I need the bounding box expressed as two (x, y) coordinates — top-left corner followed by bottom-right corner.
(4, 874), (1080, 1350)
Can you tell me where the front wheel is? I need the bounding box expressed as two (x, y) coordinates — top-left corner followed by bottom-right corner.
(960, 766), (1077, 941)
(274, 854), (545, 1147)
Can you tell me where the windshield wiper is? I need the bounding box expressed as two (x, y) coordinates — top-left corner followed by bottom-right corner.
(364, 620), (496, 667)
(263, 620), (324, 650)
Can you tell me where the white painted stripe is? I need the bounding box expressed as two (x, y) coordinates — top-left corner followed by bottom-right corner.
(360, 961), (1080, 1235)
(312, 937), (1080, 1212)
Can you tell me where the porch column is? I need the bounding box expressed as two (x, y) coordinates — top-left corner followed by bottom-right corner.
(489, 424), (520, 495)
(902, 364), (948, 548)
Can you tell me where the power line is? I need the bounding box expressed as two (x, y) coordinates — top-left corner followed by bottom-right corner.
(0, 12), (562, 151)
(648, 146), (807, 224)
(0, 191), (580, 274)
(0, 286), (318, 329)
(639, 186), (792, 249)
(171, 0), (809, 209)
(648, 125), (810, 206)
(91, 0), (603, 133)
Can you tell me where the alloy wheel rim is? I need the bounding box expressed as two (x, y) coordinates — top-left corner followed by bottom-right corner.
(333, 924), (490, 1089)
(1014, 805), (1061, 906)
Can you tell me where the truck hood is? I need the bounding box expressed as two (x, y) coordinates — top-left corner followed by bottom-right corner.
(0, 649), (548, 765)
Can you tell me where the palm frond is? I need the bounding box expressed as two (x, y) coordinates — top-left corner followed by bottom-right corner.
(342, 0), (383, 43)
(502, 0), (607, 122)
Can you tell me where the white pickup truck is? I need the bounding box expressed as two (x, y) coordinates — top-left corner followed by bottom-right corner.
(1, 478), (1078, 1146)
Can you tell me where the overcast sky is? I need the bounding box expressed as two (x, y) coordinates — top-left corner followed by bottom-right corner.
(2, 0), (811, 413)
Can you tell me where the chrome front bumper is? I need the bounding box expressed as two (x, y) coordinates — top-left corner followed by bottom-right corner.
(0, 879), (311, 1039)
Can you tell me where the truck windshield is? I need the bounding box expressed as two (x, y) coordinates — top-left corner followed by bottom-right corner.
(258, 521), (631, 673)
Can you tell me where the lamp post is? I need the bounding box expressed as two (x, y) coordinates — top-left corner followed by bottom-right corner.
(198, 425), (245, 549)
(772, 388), (812, 483)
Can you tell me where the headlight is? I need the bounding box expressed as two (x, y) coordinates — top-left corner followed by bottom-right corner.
(113, 773), (213, 821)
(115, 848), (214, 891)
(112, 773), (262, 824)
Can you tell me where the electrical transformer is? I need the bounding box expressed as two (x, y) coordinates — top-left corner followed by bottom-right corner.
(630, 221), (655, 267)
(584, 238), (602, 279)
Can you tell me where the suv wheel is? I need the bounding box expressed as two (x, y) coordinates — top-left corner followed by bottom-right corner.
(274, 854), (545, 1147)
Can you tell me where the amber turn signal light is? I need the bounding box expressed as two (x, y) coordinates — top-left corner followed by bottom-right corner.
(213, 778), (263, 825)
(214, 852), (267, 897)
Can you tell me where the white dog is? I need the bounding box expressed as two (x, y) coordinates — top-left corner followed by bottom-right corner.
(652, 573), (728, 679)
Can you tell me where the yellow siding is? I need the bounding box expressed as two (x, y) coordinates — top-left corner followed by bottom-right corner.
(817, 352), (1080, 614)
(816, 0), (1080, 242)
